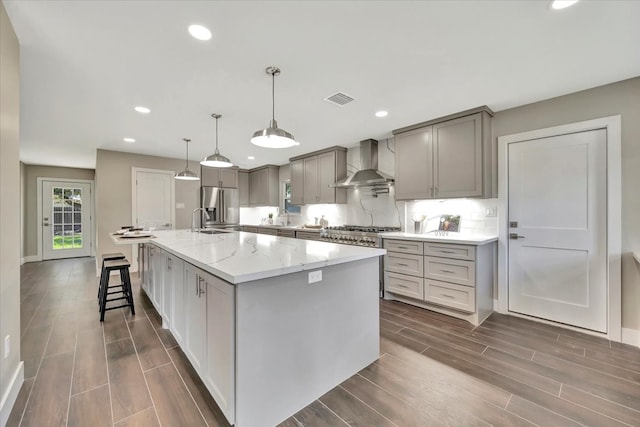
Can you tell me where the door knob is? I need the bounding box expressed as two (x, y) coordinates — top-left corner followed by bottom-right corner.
(509, 233), (525, 240)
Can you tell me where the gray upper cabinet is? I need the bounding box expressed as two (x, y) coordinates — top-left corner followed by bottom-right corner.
(201, 166), (239, 188)
(248, 165), (279, 207)
(290, 159), (304, 205)
(290, 146), (347, 205)
(238, 170), (249, 207)
(393, 107), (493, 200)
(394, 127), (433, 200)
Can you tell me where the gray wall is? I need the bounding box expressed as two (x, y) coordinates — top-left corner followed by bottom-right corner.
(0, 2), (22, 422)
(22, 164), (95, 258)
(493, 76), (640, 330)
(95, 149), (200, 266)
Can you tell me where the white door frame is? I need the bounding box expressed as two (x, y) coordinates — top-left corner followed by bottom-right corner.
(497, 115), (621, 342)
(36, 177), (96, 261)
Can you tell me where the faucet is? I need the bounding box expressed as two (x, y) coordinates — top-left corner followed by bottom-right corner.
(192, 208), (206, 232)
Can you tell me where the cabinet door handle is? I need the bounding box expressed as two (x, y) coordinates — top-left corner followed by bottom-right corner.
(439, 250), (455, 254)
(441, 293), (455, 299)
(397, 263), (409, 267)
(397, 284), (409, 289)
(396, 246), (409, 250)
(440, 269), (456, 274)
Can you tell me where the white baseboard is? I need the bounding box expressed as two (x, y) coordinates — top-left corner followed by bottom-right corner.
(622, 327), (640, 348)
(0, 362), (24, 427)
(20, 255), (40, 264)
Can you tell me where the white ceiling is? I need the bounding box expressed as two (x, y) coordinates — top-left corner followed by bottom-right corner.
(4, 0), (640, 170)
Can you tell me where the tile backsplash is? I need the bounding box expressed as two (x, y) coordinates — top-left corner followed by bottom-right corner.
(405, 198), (498, 236)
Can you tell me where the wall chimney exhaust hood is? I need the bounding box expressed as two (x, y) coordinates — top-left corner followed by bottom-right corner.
(330, 139), (394, 188)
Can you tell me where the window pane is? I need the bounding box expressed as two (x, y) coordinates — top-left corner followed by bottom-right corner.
(54, 212), (62, 224)
(73, 234), (83, 248)
(64, 188), (72, 200)
(64, 212), (73, 223)
(53, 225), (62, 236)
(73, 188), (82, 210)
(74, 212), (81, 224)
(63, 225), (74, 248)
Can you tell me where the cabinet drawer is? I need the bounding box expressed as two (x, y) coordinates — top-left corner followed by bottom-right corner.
(242, 226), (258, 233)
(424, 243), (475, 261)
(383, 239), (424, 255)
(385, 252), (424, 277)
(424, 256), (475, 286)
(258, 227), (278, 236)
(385, 272), (424, 300)
(424, 279), (475, 313)
(277, 229), (296, 238)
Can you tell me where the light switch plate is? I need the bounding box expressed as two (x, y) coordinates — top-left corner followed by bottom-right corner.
(308, 270), (322, 284)
(176, 203), (185, 209)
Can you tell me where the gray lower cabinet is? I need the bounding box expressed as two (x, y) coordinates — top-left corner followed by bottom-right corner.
(257, 227), (278, 236)
(295, 230), (322, 241)
(241, 226), (258, 233)
(393, 108), (493, 200)
(383, 238), (495, 326)
(248, 165), (279, 207)
(238, 170), (249, 207)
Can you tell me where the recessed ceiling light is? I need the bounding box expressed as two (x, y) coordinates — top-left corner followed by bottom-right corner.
(123, 137), (135, 143)
(375, 111), (388, 118)
(550, 0), (579, 10)
(247, 156), (255, 160)
(134, 106), (150, 114)
(188, 24), (212, 41)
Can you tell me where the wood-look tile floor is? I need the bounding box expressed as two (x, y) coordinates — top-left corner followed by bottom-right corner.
(8, 257), (640, 426)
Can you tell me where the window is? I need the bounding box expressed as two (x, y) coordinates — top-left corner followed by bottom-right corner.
(284, 182), (301, 214)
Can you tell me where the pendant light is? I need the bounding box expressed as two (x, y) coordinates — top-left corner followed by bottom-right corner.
(201, 113), (233, 168)
(251, 66), (299, 148)
(175, 138), (200, 180)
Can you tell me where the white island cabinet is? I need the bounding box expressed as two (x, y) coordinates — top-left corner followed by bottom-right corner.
(141, 229), (384, 427)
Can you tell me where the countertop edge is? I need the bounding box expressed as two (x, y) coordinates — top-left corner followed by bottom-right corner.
(380, 232), (498, 246)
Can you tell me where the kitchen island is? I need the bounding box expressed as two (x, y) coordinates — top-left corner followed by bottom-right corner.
(140, 229), (385, 427)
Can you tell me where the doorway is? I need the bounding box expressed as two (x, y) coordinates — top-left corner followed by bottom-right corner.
(39, 179), (93, 260)
(497, 116), (621, 340)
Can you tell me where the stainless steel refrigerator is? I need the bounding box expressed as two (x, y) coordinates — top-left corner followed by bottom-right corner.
(200, 187), (240, 229)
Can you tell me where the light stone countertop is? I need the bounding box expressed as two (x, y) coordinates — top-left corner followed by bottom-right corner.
(150, 229), (385, 284)
(380, 231), (498, 246)
(241, 224), (322, 232)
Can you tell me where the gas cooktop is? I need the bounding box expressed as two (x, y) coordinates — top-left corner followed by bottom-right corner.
(325, 225), (401, 233)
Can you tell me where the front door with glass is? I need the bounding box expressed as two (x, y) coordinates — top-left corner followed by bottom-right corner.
(42, 181), (92, 260)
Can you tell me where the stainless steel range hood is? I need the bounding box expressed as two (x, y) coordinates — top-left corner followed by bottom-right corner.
(330, 139), (394, 188)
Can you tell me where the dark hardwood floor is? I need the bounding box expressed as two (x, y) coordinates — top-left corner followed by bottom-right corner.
(8, 257), (640, 426)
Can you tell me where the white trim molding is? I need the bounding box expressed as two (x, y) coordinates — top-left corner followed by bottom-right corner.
(0, 361), (24, 427)
(20, 255), (40, 265)
(497, 115), (622, 342)
(36, 177), (96, 261)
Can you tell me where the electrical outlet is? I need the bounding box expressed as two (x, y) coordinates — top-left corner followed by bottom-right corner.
(308, 270), (322, 284)
(485, 208), (498, 217)
(176, 202), (185, 209)
(4, 335), (9, 359)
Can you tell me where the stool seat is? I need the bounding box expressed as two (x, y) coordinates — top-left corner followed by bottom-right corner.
(98, 257), (135, 321)
(102, 252), (126, 261)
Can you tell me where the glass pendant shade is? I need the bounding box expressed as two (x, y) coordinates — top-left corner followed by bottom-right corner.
(175, 138), (200, 181)
(201, 113), (233, 168)
(251, 66), (298, 149)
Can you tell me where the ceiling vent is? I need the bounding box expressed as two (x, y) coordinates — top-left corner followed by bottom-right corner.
(324, 92), (355, 106)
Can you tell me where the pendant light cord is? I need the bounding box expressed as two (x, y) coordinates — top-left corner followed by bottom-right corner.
(215, 116), (219, 151)
(183, 138), (191, 170)
(272, 72), (276, 122)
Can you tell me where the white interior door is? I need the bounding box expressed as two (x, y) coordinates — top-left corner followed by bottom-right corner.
(42, 181), (92, 260)
(508, 129), (607, 332)
(133, 169), (174, 230)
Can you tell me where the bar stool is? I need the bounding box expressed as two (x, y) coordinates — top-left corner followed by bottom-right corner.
(99, 259), (135, 321)
(97, 252), (126, 303)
